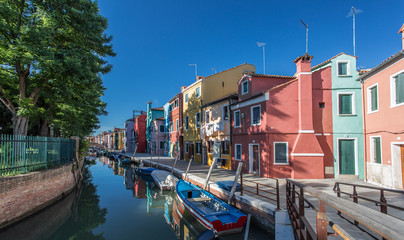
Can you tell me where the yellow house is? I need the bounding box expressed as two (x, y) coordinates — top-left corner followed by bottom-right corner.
(119, 131), (125, 150)
(201, 63), (255, 169)
(182, 77), (203, 163)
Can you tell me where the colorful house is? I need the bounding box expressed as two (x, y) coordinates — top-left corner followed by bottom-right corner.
(182, 77), (203, 163)
(311, 53), (364, 179)
(134, 113), (147, 153)
(201, 64), (256, 169)
(150, 117), (166, 156)
(359, 25), (404, 189)
(124, 119), (135, 154)
(146, 101), (164, 153)
(231, 54), (334, 179)
(165, 91), (184, 158)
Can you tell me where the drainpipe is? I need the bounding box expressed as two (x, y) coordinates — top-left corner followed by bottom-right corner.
(361, 79), (368, 181)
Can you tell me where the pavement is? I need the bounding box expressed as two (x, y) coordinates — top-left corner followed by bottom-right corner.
(130, 153), (404, 239)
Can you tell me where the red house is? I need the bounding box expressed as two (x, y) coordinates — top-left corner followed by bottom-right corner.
(167, 90), (184, 159)
(231, 54), (333, 179)
(134, 114), (147, 153)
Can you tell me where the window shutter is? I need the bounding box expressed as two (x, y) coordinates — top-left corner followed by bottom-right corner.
(375, 137), (381, 164)
(396, 73), (404, 104)
(339, 94), (352, 114)
(275, 143), (287, 163)
(371, 87), (378, 111)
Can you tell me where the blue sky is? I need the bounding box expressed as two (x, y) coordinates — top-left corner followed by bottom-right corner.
(94, 0), (404, 135)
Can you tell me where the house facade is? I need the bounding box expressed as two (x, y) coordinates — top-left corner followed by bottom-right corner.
(182, 77), (203, 163)
(124, 119), (135, 154)
(134, 114), (147, 153)
(166, 91), (184, 159)
(146, 101), (164, 153)
(201, 63), (256, 169)
(359, 26), (404, 188)
(150, 117), (166, 156)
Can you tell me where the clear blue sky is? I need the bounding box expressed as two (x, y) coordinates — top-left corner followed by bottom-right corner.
(94, 0), (404, 135)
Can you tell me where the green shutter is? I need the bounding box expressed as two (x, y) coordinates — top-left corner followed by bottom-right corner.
(339, 94), (352, 114)
(374, 137), (381, 164)
(338, 62), (348, 75)
(396, 73), (404, 104)
(339, 140), (355, 174)
(371, 86), (378, 111)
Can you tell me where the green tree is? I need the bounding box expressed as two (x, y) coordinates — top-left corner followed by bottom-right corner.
(0, 0), (114, 136)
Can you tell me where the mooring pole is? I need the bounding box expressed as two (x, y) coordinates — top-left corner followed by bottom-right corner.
(228, 161), (243, 204)
(184, 157), (193, 181)
(171, 154), (178, 174)
(203, 158), (217, 190)
(244, 214), (252, 240)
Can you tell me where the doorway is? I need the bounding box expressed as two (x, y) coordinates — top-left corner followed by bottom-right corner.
(249, 144), (260, 175)
(338, 139), (356, 175)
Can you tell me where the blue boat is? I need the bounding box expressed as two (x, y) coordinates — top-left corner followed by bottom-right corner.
(175, 180), (247, 235)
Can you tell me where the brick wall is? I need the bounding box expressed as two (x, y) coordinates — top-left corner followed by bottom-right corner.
(0, 163), (81, 229)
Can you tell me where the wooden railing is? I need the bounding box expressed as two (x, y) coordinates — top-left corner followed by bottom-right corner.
(286, 179), (404, 240)
(240, 172), (280, 210)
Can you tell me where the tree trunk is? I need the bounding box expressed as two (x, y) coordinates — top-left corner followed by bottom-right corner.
(39, 118), (49, 137)
(12, 115), (29, 136)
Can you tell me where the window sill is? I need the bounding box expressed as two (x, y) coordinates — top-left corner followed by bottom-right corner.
(337, 75), (352, 78)
(274, 163), (289, 165)
(391, 102), (404, 109)
(367, 110), (379, 115)
(338, 114), (357, 116)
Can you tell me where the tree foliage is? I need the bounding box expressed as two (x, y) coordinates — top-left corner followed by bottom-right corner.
(0, 0), (115, 137)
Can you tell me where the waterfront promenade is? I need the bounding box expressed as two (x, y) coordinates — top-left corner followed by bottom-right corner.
(130, 153), (404, 239)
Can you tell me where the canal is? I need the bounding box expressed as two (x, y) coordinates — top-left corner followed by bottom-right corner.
(0, 156), (274, 240)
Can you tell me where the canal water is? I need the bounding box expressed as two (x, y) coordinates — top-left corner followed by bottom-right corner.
(0, 156), (274, 240)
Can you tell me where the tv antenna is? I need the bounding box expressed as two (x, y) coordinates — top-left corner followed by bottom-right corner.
(299, 19), (309, 54)
(347, 6), (363, 57)
(256, 42), (267, 74)
(210, 68), (217, 74)
(189, 64), (198, 79)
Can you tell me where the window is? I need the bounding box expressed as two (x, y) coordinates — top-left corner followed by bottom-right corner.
(367, 84), (379, 113)
(338, 93), (355, 115)
(235, 144), (242, 160)
(205, 111), (210, 123)
(207, 141), (214, 153)
(176, 119), (179, 131)
(196, 112), (200, 128)
(185, 116), (189, 130)
(222, 141), (230, 155)
(274, 142), (288, 164)
(195, 87), (200, 98)
(175, 99), (179, 108)
(370, 136), (382, 164)
(196, 142), (201, 154)
(169, 122), (173, 132)
(234, 110), (241, 127)
(319, 102), (325, 108)
(185, 142), (189, 153)
(160, 125), (165, 132)
(170, 103), (174, 111)
(251, 105), (261, 125)
(242, 81), (248, 95)
(185, 93), (189, 103)
(391, 72), (404, 107)
(337, 61), (349, 76)
(222, 105), (229, 120)
(160, 141), (165, 149)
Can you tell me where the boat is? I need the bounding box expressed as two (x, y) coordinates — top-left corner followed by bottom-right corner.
(135, 167), (158, 182)
(151, 170), (178, 191)
(175, 180), (247, 235)
(118, 158), (132, 165)
(216, 181), (241, 192)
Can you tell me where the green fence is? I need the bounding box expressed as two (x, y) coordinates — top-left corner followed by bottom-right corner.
(0, 134), (76, 176)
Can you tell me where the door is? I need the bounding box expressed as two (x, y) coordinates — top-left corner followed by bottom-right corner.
(339, 139), (356, 175)
(249, 144), (260, 174)
(401, 146), (404, 187)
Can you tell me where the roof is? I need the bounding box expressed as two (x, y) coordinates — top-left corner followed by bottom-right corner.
(293, 53), (314, 63)
(251, 73), (295, 79)
(181, 79), (202, 93)
(358, 51), (404, 81)
(311, 52), (357, 70)
(399, 24), (404, 33)
(265, 78), (297, 93)
(203, 63), (255, 79)
(151, 107), (164, 111)
(154, 117), (165, 121)
(202, 93), (238, 108)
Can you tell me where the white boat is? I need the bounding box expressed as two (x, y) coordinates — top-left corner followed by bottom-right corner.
(151, 170), (178, 191)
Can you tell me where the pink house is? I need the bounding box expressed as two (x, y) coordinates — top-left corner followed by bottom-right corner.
(231, 54), (334, 179)
(359, 25), (404, 189)
(150, 117), (166, 156)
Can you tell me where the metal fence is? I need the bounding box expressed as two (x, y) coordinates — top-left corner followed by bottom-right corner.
(0, 134), (76, 176)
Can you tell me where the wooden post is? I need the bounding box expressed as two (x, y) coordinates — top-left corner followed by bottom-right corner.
(184, 157), (193, 181)
(240, 171), (244, 196)
(244, 214), (252, 240)
(380, 189), (387, 214)
(276, 180), (280, 210)
(353, 186), (358, 226)
(228, 161), (243, 204)
(204, 157), (217, 190)
(171, 154), (178, 174)
(299, 188), (305, 239)
(316, 200), (328, 240)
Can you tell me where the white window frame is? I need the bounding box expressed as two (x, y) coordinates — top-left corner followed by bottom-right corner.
(185, 116), (189, 130)
(251, 105), (261, 126)
(195, 112), (200, 128)
(367, 83), (379, 114)
(336, 60), (350, 76)
(222, 105), (229, 120)
(176, 119), (179, 132)
(242, 80), (248, 95)
(390, 69), (404, 108)
(274, 142), (289, 165)
(185, 142), (189, 153)
(337, 92), (356, 115)
(235, 144), (242, 160)
(195, 87), (200, 98)
(234, 110), (241, 128)
(185, 93), (189, 103)
(369, 136), (382, 164)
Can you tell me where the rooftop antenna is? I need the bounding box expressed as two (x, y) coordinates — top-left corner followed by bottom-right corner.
(347, 6), (363, 57)
(189, 64), (198, 79)
(300, 19), (309, 54)
(256, 42), (267, 74)
(210, 68), (217, 74)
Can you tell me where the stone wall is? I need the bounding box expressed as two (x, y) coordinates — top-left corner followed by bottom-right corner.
(0, 162), (82, 229)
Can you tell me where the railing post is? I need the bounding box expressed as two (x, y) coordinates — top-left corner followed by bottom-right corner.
(240, 171), (243, 196)
(353, 186), (358, 226)
(336, 183), (341, 215)
(316, 200), (328, 240)
(292, 184), (296, 204)
(299, 188), (305, 239)
(276, 180), (280, 210)
(256, 183), (259, 195)
(380, 189), (387, 214)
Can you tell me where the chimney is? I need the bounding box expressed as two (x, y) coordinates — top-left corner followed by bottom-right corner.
(196, 76), (204, 81)
(399, 24), (404, 51)
(181, 86), (187, 91)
